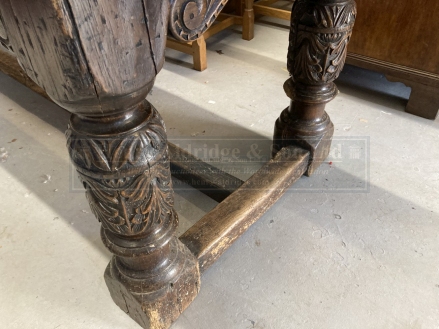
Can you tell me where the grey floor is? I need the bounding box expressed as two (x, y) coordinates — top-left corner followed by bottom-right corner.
(1, 21), (439, 329)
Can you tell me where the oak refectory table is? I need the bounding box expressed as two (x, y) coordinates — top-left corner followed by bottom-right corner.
(0, 0), (356, 328)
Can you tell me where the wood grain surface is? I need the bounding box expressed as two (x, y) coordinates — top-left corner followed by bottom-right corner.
(180, 146), (309, 273)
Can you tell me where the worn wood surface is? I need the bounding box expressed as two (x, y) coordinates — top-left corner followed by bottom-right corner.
(273, 0), (355, 175)
(0, 2), (201, 328)
(180, 146), (309, 273)
(0, 0), (168, 115)
(0, 49), (49, 101)
(0, 49), (243, 199)
(0, 0), (98, 112)
(0, 1), (338, 327)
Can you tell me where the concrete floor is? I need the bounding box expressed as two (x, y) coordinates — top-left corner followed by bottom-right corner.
(1, 20), (439, 329)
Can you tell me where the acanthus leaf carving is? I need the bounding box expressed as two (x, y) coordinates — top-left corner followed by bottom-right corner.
(66, 108), (167, 174)
(67, 106), (174, 237)
(288, 0), (357, 85)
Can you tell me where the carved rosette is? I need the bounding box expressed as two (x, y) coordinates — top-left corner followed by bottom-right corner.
(66, 102), (175, 238)
(288, 0), (357, 85)
(169, 0), (228, 41)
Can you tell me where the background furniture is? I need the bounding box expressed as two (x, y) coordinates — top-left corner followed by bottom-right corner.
(167, 0), (254, 71)
(246, 0), (439, 119)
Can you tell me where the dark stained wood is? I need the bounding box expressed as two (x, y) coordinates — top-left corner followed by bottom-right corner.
(273, 0), (355, 176)
(387, 75), (439, 120)
(0, 49), (50, 101)
(0, 2), (200, 328)
(346, 53), (439, 89)
(66, 0), (159, 103)
(0, 1), (342, 327)
(180, 146), (309, 273)
(168, 142), (244, 203)
(0, 0), (98, 112)
(0, 50), (243, 203)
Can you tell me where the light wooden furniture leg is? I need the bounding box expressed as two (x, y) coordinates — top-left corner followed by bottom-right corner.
(167, 0), (252, 70)
(192, 37), (207, 71)
(242, 0), (255, 40)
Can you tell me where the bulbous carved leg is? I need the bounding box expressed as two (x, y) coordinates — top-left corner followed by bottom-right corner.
(0, 0), (199, 327)
(273, 0), (357, 176)
(66, 101), (200, 329)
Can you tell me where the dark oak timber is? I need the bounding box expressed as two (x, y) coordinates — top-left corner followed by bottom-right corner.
(168, 142), (244, 203)
(180, 146), (309, 273)
(0, 49), (49, 101)
(0, 0), (347, 328)
(273, 0), (356, 175)
(0, 50), (243, 203)
(0, 1), (199, 329)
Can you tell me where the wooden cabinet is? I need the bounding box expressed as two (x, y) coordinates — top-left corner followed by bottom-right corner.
(345, 0), (439, 119)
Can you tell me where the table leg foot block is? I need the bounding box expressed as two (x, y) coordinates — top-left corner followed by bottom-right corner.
(104, 238), (200, 329)
(273, 108), (334, 176)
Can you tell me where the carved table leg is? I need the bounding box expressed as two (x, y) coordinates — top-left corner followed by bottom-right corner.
(0, 1), (199, 328)
(66, 103), (200, 329)
(273, 0), (357, 175)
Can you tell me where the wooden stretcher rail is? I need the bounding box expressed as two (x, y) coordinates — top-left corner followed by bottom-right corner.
(168, 142), (244, 202)
(253, 4), (291, 20)
(180, 146), (309, 272)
